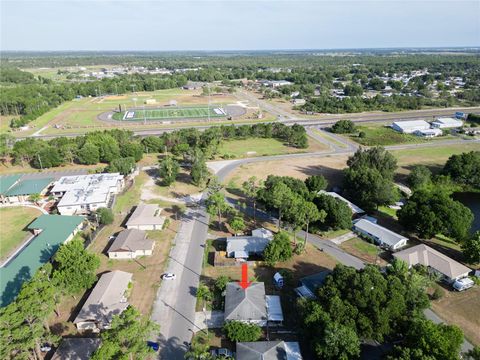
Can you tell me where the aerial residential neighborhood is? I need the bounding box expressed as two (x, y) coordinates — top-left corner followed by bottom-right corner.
(0, 1), (479, 360)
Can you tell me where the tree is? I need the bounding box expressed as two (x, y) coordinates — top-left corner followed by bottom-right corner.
(105, 157), (136, 175)
(347, 146), (397, 179)
(91, 306), (159, 360)
(464, 347), (480, 360)
(158, 155), (179, 186)
(462, 231), (480, 263)
(223, 321), (262, 342)
(444, 151), (480, 189)
(302, 201), (325, 247)
(263, 231), (293, 266)
(206, 191), (228, 229)
(407, 165), (432, 190)
(398, 189), (473, 241)
(215, 275), (230, 292)
(31, 146), (64, 169)
(28, 193), (42, 205)
(120, 141), (143, 162)
(331, 120), (356, 134)
(242, 176), (261, 224)
(313, 194), (352, 231)
(270, 182), (294, 230)
(96, 207), (114, 225)
(53, 237), (100, 297)
(305, 175), (328, 193)
(76, 142), (100, 165)
(229, 216), (246, 235)
(190, 151), (209, 186)
(315, 322), (361, 360)
(185, 331), (212, 360)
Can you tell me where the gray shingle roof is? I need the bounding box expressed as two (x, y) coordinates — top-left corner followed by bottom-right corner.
(226, 236), (271, 257)
(52, 338), (101, 360)
(107, 229), (153, 252)
(126, 204), (165, 227)
(237, 341), (302, 360)
(224, 282), (267, 322)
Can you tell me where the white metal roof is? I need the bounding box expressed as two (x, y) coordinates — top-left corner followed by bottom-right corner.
(354, 219), (408, 248)
(319, 191), (365, 214)
(266, 295), (283, 322)
(392, 120), (431, 130)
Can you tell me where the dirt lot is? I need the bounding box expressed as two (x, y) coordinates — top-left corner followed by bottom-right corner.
(431, 286), (480, 346)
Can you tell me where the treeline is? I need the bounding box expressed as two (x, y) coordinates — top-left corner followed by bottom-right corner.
(4, 122), (308, 171)
(0, 67), (188, 128)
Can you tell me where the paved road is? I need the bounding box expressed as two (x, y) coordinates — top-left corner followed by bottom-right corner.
(151, 207), (209, 360)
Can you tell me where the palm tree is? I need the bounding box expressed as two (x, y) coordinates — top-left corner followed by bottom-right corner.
(28, 193), (42, 206)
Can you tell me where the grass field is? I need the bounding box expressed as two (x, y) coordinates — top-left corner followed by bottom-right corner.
(113, 106), (226, 121)
(340, 237), (385, 265)
(0, 207), (42, 261)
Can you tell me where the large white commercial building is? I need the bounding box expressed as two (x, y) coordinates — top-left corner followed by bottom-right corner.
(431, 117), (464, 129)
(392, 120), (431, 134)
(51, 173), (124, 215)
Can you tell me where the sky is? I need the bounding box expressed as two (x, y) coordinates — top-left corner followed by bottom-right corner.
(1, 0), (479, 51)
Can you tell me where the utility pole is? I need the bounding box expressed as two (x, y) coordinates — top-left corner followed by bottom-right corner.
(37, 154), (43, 170)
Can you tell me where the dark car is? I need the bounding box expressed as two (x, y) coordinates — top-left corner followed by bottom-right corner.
(210, 348), (234, 358)
(147, 341), (159, 352)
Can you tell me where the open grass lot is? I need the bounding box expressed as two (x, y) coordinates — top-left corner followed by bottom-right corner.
(217, 136), (328, 159)
(0, 161), (105, 176)
(0, 207), (42, 261)
(147, 167), (203, 200)
(431, 286), (480, 346)
(340, 237), (387, 265)
(113, 106), (226, 121)
(310, 128), (348, 148)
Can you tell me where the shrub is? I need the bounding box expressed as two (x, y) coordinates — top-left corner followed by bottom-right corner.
(223, 321), (262, 342)
(96, 207), (114, 225)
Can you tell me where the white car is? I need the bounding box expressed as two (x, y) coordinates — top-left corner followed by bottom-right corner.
(162, 273), (176, 280)
(453, 278), (474, 291)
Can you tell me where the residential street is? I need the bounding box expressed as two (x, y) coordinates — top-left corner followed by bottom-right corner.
(151, 207), (209, 360)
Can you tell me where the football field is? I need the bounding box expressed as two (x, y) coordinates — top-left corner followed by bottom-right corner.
(117, 106), (227, 121)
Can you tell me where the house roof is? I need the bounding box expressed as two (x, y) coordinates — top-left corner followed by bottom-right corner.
(353, 219), (408, 247)
(52, 338), (101, 360)
(393, 244), (471, 280)
(225, 282), (267, 322)
(299, 270), (331, 294)
(0, 214), (84, 307)
(266, 295), (283, 322)
(318, 191), (364, 214)
(237, 341), (302, 360)
(432, 117), (463, 126)
(226, 232), (272, 256)
(74, 270), (132, 325)
(126, 204), (165, 227)
(0, 175), (21, 195)
(4, 177), (53, 196)
(107, 229), (153, 253)
(392, 120), (430, 130)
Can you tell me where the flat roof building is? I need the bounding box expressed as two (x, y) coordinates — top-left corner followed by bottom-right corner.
(414, 128), (442, 138)
(74, 270), (132, 331)
(52, 173), (124, 215)
(392, 120), (431, 134)
(353, 218), (408, 251)
(126, 204), (165, 231)
(107, 229), (154, 259)
(393, 244), (471, 283)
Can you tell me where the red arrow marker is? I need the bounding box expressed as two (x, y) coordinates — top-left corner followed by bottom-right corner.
(238, 263), (251, 289)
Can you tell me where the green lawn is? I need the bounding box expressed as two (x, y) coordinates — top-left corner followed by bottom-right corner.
(311, 128), (348, 148)
(0, 207), (43, 260)
(217, 138), (307, 159)
(377, 205), (398, 219)
(317, 228), (351, 239)
(113, 172), (147, 214)
(113, 106), (225, 121)
(340, 237), (380, 264)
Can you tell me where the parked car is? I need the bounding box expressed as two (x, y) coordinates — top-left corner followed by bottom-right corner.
(210, 348), (234, 358)
(453, 278), (474, 291)
(147, 341), (159, 352)
(162, 273), (176, 280)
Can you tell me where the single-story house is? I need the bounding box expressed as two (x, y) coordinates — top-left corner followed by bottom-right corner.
(126, 204), (165, 230)
(393, 244), (471, 283)
(414, 128), (442, 138)
(51, 338), (101, 360)
(392, 120), (431, 134)
(224, 282), (268, 326)
(353, 219), (408, 251)
(237, 341), (303, 360)
(74, 270), (132, 331)
(2, 177), (53, 203)
(294, 270), (332, 299)
(226, 228), (273, 259)
(318, 190), (365, 215)
(431, 117), (463, 129)
(107, 229), (154, 259)
(292, 98), (306, 106)
(52, 173), (124, 215)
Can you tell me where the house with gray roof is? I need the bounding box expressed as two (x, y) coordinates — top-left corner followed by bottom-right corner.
(126, 204), (165, 230)
(353, 218), (408, 251)
(225, 282), (268, 326)
(294, 270), (332, 299)
(74, 270), (132, 331)
(52, 338), (101, 360)
(237, 341), (302, 360)
(393, 244), (471, 283)
(226, 228), (273, 259)
(107, 229), (154, 259)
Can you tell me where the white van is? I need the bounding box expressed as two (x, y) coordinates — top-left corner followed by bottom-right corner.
(452, 278), (474, 291)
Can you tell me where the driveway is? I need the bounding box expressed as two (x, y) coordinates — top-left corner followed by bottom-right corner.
(194, 310), (225, 330)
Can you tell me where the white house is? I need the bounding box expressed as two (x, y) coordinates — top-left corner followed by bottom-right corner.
(74, 271), (132, 331)
(392, 120), (431, 134)
(393, 244), (471, 283)
(414, 128), (443, 138)
(52, 173), (124, 215)
(126, 204), (165, 231)
(431, 117), (463, 129)
(107, 229), (154, 259)
(353, 219), (408, 251)
(226, 228), (273, 259)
